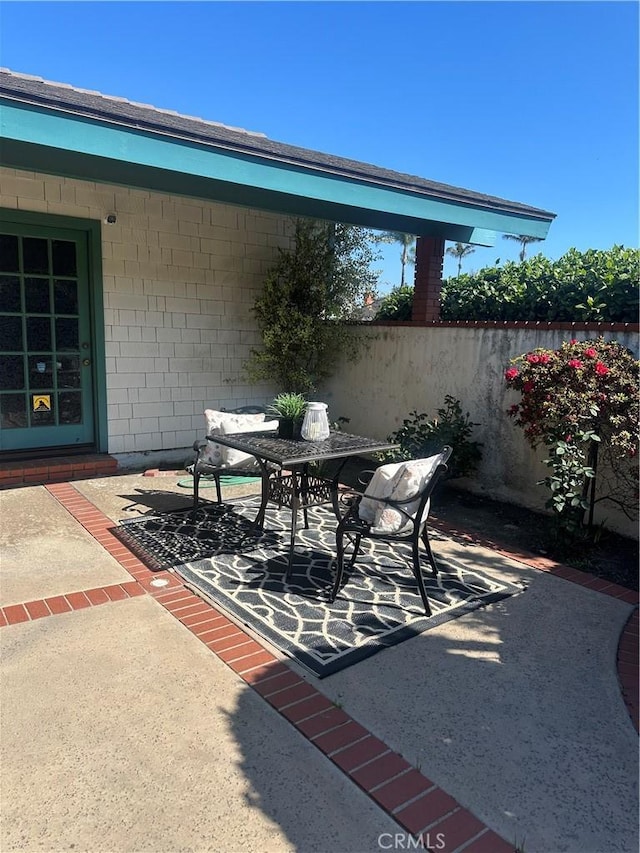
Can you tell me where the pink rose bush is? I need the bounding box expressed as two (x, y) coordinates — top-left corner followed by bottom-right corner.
(504, 338), (639, 530)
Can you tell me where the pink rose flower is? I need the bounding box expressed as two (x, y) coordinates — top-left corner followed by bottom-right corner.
(505, 367), (519, 381)
(584, 347), (598, 358)
(595, 362), (609, 376)
(568, 359), (583, 369)
(539, 354), (551, 364)
(526, 353), (540, 364)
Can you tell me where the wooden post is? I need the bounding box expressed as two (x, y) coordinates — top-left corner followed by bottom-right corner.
(412, 236), (444, 323)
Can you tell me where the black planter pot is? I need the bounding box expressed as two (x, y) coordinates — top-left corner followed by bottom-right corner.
(277, 418), (302, 439)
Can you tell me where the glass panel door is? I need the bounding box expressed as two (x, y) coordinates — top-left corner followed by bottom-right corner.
(0, 225), (94, 451)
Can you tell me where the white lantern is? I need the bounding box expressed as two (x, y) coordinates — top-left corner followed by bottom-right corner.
(300, 402), (330, 442)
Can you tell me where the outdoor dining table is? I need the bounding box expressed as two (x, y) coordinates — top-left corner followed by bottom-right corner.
(209, 428), (399, 579)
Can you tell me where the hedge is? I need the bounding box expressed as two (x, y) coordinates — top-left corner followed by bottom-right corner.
(437, 246), (639, 323)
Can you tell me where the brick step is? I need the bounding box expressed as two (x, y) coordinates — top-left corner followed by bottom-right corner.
(0, 454), (118, 488)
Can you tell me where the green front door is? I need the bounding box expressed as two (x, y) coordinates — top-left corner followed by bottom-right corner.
(0, 222), (96, 452)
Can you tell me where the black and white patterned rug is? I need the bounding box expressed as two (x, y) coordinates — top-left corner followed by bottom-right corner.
(115, 497), (523, 678)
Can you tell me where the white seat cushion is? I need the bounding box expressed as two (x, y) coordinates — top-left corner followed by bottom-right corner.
(218, 417), (279, 468)
(201, 410), (265, 466)
(370, 454), (444, 534)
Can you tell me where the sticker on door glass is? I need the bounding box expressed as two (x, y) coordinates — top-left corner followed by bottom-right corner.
(32, 394), (51, 412)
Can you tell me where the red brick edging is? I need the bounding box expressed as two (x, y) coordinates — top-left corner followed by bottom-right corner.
(430, 517), (638, 604)
(0, 582), (147, 627)
(364, 319), (639, 332)
(1, 482), (637, 851)
(0, 454), (118, 488)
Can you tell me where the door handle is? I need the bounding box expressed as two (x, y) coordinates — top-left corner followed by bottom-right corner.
(83, 358), (91, 367)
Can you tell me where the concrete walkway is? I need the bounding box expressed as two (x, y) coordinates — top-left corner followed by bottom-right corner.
(1, 473), (637, 853)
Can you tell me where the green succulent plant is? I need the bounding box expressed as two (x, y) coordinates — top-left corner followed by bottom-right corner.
(266, 392), (307, 421)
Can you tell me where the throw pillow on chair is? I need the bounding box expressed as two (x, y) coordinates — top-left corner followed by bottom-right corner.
(202, 409), (265, 465)
(218, 417), (279, 468)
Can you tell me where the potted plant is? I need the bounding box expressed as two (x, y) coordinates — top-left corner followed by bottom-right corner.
(267, 392), (307, 439)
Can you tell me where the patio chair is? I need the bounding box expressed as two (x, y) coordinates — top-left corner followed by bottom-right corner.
(187, 406), (278, 508)
(329, 446), (453, 615)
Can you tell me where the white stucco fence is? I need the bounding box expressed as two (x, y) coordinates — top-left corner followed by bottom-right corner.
(322, 324), (639, 538)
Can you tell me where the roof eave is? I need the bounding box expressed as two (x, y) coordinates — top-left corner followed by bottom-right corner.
(0, 97), (555, 242)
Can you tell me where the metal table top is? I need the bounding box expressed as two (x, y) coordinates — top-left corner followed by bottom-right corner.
(208, 429), (398, 468)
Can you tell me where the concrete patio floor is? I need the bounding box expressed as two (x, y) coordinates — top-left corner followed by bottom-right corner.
(1, 472), (637, 853)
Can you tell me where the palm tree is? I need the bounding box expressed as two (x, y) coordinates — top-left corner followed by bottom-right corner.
(445, 242), (475, 277)
(374, 231), (416, 287)
(503, 234), (544, 262)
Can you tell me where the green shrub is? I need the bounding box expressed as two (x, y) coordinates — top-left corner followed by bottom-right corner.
(440, 245), (639, 322)
(382, 396), (482, 478)
(247, 219), (380, 393)
(374, 285), (413, 320)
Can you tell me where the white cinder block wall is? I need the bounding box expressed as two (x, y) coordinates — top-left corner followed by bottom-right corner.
(1, 167), (291, 455)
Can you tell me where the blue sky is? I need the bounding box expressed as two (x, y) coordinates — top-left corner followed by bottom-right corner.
(1, 1), (637, 291)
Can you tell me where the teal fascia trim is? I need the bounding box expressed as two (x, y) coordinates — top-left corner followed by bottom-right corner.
(464, 228), (496, 247)
(0, 102), (552, 240)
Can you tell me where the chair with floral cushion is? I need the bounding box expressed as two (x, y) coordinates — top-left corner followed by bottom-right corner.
(329, 446), (453, 615)
(187, 406), (279, 508)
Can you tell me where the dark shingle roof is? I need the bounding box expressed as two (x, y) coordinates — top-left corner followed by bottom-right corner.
(0, 68), (555, 221)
